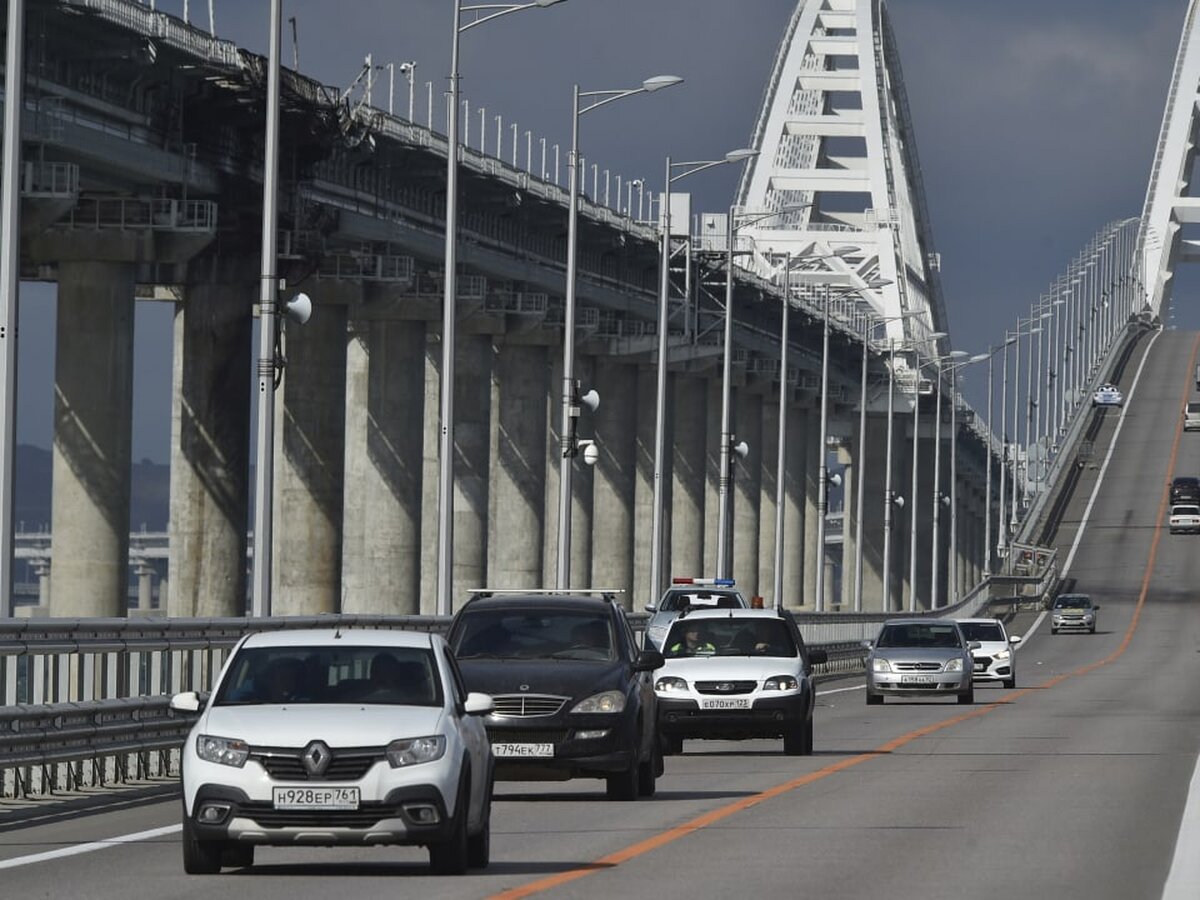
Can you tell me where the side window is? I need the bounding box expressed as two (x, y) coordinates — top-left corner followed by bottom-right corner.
(618, 609), (638, 659)
(441, 647), (469, 706)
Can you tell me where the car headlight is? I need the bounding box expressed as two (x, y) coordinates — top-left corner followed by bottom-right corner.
(944, 658), (963, 673)
(763, 675), (799, 691)
(995, 649), (1010, 661)
(386, 735), (446, 768)
(571, 690), (626, 714)
(871, 657), (892, 673)
(655, 676), (689, 693)
(196, 735), (249, 768)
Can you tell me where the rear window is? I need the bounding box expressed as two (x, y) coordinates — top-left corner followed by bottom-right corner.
(1187, 403), (1200, 413)
(1173, 505), (1200, 515)
(660, 591), (744, 613)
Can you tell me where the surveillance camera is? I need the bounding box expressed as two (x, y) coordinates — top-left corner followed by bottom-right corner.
(893, 495), (905, 508)
(732, 440), (749, 459)
(580, 389), (600, 413)
(582, 441), (600, 466)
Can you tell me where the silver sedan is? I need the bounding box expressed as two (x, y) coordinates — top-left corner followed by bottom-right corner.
(864, 619), (978, 705)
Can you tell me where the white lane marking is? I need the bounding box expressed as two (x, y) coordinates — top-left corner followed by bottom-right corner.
(0, 823), (180, 870)
(1061, 327), (1162, 578)
(1162, 751), (1200, 898)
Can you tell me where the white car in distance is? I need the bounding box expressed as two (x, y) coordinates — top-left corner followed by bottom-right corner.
(171, 628), (494, 875)
(956, 618), (1021, 689)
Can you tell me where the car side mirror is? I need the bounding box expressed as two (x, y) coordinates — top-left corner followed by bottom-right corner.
(634, 649), (665, 672)
(808, 648), (828, 667)
(1092, 604), (1100, 611)
(645, 602), (657, 613)
(967, 641), (981, 651)
(1010, 634), (1022, 644)
(861, 639), (874, 650)
(463, 692), (495, 716)
(170, 691), (205, 713)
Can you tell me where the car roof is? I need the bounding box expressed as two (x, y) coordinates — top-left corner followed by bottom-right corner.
(673, 608), (787, 622)
(956, 617), (1005, 625)
(879, 617), (958, 626)
(240, 628), (435, 649)
(457, 593), (617, 613)
(1055, 593), (1091, 600)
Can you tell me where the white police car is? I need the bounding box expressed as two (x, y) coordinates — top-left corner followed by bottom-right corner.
(171, 628), (494, 875)
(1092, 384), (1123, 407)
(643, 577), (748, 650)
(653, 608), (826, 756)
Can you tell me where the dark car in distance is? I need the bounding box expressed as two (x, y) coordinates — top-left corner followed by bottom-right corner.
(446, 591), (664, 800)
(1170, 476), (1200, 505)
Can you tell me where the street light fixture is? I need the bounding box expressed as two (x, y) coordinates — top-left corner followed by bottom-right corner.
(905, 331), (947, 612)
(928, 350), (969, 609)
(648, 148), (757, 605)
(983, 337), (1016, 577)
(437, 0), (566, 616)
(945, 353), (988, 605)
(556, 73), (683, 590)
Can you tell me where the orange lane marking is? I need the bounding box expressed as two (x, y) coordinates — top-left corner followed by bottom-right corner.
(490, 332), (1200, 900)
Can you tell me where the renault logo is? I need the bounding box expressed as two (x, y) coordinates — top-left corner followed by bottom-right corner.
(302, 740), (332, 776)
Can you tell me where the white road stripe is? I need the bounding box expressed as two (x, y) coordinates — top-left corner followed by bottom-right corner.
(1162, 751), (1200, 898)
(0, 823), (180, 870)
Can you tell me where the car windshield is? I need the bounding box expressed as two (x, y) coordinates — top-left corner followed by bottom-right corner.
(214, 646), (442, 707)
(662, 618), (796, 659)
(658, 591), (743, 613)
(452, 611), (615, 661)
(958, 622), (1004, 642)
(1054, 596), (1091, 609)
(876, 623), (963, 649)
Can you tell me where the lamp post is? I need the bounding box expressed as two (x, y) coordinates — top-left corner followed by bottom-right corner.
(398, 61), (416, 121)
(946, 353), (988, 604)
(983, 338), (1015, 577)
(1008, 315), (1046, 533)
(437, 0), (566, 616)
(649, 148), (756, 606)
(772, 251), (793, 610)
(929, 351), (968, 609)
(556, 74), (682, 590)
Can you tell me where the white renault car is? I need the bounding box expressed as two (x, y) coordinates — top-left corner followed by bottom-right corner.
(171, 628), (494, 875)
(956, 618), (1021, 689)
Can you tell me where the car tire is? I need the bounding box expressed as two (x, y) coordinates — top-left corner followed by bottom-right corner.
(1089, 626), (1096, 634)
(1003, 676), (1016, 690)
(1051, 628), (1058, 634)
(466, 773), (491, 870)
(957, 686), (974, 705)
(783, 717), (813, 756)
(181, 818), (224, 875)
(662, 734), (684, 756)
(429, 773), (470, 875)
(866, 692), (883, 706)
(637, 744), (659, 798)
(606, 756), (640, 801)
(221, 843), (254, 870)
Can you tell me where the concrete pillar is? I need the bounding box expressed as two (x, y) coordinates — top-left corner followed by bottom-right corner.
(135, 560), (153, 611)
(272, 287), (350, 615)
(671, 375), (706, 579)
(50, 260), (136, 617)
(489, 340), (549, 589)
(732, 391), (763, 596)
(420, 335), (440, 613)
(341, 314), (426, 614)
(801, 407), (821, 610)
(781, 407), (807, 609)
(633, 365), (656, 606)
(704, 378), (722, 575)
(34, 560), (50, 607)
(453, 333), (493, 601)
(591, 359), (637, 606)
(915, 435), (935, 611)
(840, 448), (855, 612)
(855, 415), (889, 612)
(168, 273), (252, 617)
(759, 399), (780, 605)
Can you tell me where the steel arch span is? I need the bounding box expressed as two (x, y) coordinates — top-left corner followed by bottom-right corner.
(735, 0), (945, 350)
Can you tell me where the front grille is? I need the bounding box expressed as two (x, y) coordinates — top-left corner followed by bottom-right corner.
(249, 747), (385, 782)
(892, 662), (943, 672)
(485, 727), (569, 744)
(239, 802), (400, 829)
(695, 680), (757, 695)
(973, 657), (992, 670)
(491, 694), (569, 717)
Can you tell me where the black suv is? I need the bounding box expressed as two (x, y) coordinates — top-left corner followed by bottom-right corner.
(1171, 476), (1200, 504)
(447, 591), (665, 800)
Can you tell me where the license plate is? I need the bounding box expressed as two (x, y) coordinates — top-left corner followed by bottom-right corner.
(699, 697), (751, 710)
(900, 675), (936, 684)
(491, 742), (554, 758)
(272, 786), (360, 810)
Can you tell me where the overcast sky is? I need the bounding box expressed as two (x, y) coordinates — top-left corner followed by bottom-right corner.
(15, 0), (1194, 461)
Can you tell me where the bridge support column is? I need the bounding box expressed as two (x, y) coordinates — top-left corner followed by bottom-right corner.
(50, 260), (136, 617)
(489, 339), (550, 589)
(780, 407), (807, 609)
(759, 398), (780, 604)
(732, 391), (763, 597)
(704, 377), (722, 575)
(633, 365), (656, 605)
(590, 359), (637, 605)
(452, 332), (494, 602)
(914, 433), (936, 611)
(671, 374), (706, 580)
(271, 284), (350, 615)
(168, 271), (252, 618)
(850, 415), (889, 612)
(341, 309), (426, 614)
(801, 407), (821, 611)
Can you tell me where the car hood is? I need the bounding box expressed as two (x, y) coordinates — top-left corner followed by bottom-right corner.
(201, 704), (445, 746)
(871, 647), (967, 662)
(455, 658), (629, 698)
(970, 641), (1011, 656)
(659, 656), (800, 680)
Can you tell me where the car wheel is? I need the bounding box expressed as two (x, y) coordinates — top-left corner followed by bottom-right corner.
(429, 774), (470, 875)
(866, 692), (883, 706)
(662, 734), (683, 756)
(466, 773), (491, 869)
(637, 743), (659, 798)
(181, 817), (224, 875)
(1051, 628), (1058, 634)
(957, 686), (974, 705)
(1089, 626), (1096, 634)
(221, 843), (254, 869)
(1003, 676), (1016, 690)
(606, 756), (640, 801)
(783, 717), (813, 756)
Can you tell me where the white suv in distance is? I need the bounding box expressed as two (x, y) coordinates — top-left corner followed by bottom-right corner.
(171, 628), (494, 875)
(956, 618), (1021, 689)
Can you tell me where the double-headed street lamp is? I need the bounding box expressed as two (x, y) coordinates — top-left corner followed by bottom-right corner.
(904, 334), (948, 612)
(438, 0), (566, 615)
(928, 351), (970, 609)
(648, 148), (757, 605)
(944, 353), (988, 605)
(982, 337), (1016, 577)
(556, 74), (683, 590)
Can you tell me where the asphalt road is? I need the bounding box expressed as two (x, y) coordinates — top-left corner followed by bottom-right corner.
(2, 329), (1199, 899)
